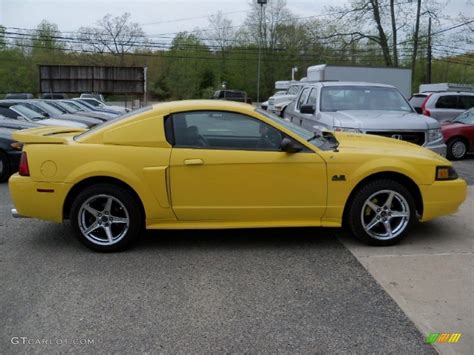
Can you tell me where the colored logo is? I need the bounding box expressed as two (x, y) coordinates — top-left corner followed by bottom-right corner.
(425, 333), (462, 344)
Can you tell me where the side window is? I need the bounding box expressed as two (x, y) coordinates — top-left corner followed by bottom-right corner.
(171, 111), (284, 151)
(0, 107), (16, 118)
(296, 88), (311, 110)
(307, 88), (318, 107)
(459, 96), (474, 110)
(435, 95), (458, 109)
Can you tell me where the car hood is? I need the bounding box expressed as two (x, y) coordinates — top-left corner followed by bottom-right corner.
(0, 118), (41, 130)
(270, 94), (296, 103)
(321, 110), (440, 130)
(441, 122), (468, 131)
(333, 131), (448, 162)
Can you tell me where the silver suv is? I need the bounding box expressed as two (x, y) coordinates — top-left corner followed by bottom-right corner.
(283, 82), (446, 155)
(409, 92), (474, 122)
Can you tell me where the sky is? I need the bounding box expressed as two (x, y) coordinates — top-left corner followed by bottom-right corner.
(0, 0), (471, 37)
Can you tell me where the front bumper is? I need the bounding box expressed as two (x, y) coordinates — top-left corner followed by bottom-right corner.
(420, 178), (467, 222)
(423, 141), (447, 157)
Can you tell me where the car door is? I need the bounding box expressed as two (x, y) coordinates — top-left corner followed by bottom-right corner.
(168, 110), (327, 222)
(286, 87), (310, 124)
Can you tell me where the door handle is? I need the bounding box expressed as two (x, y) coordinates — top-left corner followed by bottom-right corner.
(184, 158), (204, 166)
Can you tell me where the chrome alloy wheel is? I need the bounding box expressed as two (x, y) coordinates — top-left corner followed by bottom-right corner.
(451, 141), (467, 159)
(360, 190), (410, 240)
(78, 194), (129, 246)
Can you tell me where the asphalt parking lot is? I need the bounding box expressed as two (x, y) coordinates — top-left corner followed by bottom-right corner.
(0, 158), (472, 353)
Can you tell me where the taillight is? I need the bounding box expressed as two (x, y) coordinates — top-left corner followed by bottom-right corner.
(19, 152), (30, 176)
(420, 94), (432, 117)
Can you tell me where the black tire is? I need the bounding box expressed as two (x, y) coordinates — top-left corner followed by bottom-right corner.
(446, 138), (467, 160)
(70, 183), (143, 252)
(0, 151), (11, 183)
(346, 179), (417, 246)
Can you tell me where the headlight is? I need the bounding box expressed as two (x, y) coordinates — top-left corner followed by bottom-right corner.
(334, 127), (361, 133)
(427, 128), (443, 142)
(436, 166), (458, 180)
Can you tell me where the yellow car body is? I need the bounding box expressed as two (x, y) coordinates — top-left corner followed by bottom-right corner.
(8, 100), (467, 250)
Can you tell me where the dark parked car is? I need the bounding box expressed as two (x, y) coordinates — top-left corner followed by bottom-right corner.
(441, 108), (474, 160)
(41, 93), (68, 99)
(0, 127), (22, 182)
(213, 90), (252, 104)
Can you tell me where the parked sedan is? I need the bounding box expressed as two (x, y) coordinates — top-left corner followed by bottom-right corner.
(442, 108), (474, 160)
(74, 98), (128, 113)
(9, 100), (466, 252)
(0, 102), (87, 129)
(46, 100), (113, 121)
(19, 100), (103, 128)
(0, 127), (22, 182)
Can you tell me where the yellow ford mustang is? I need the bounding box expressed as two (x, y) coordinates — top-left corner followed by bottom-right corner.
(9, 100), (467, 251)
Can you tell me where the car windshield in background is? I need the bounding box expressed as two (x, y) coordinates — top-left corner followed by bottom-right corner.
(321, 86), (413, 112)
(11, 104), (44, 120)
(453, 109), (474, 124)
(34, 101), (64, 115)
(256, 108), (326, 148)
(409, 94), (428, 108)
(287, 85), (300, 95)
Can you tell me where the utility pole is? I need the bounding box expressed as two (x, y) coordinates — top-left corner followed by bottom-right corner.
(256, 0), (267, 104)
(427, 16), (432, 84)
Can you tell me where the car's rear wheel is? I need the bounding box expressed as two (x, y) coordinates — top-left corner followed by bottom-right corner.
(0, 151), (11, 183)
(447, 138), (467, 160)
(347, 179), (417, 246)
(70, 183), (142, 252)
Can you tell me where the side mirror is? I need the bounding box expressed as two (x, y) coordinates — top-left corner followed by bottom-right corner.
(280, 137), (302, 153)
(300, 104), (315, 114)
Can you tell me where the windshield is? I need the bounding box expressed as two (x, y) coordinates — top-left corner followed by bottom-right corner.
(256, 108), (327, 148)
(34, 101), (64, 115)
(47, 101), (70, 113)
(62, 101), (84, 112)
(453, 108), (474, 124)
(287, 85), (301, 95)
(11, 104), (45, 120)
(409, 94), (428, 108)
(321, 86), (413, 112)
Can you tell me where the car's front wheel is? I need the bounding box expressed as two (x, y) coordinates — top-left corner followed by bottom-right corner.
(447, 138), (467, 160)
(347, 179), (417, 246)
(70, 183), (143, 252)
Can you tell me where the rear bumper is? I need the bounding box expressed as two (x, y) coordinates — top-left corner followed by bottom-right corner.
(8, 174), (70, 223)
(420, 178), (467, 222)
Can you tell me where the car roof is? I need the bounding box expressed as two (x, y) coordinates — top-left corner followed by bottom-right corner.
(150, 100), (254, 114)
(303, 81), (395, 88)
(421, 91), (474, 95)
